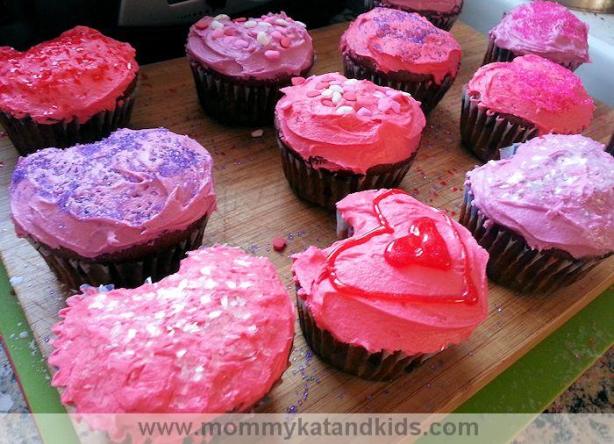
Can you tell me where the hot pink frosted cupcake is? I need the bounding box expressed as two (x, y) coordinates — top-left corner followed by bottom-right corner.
(364, 0), (464, 30)
(186, 12), (314, 126)
(50, 246), (295, 431)
(461, 134), (613, 293)
(293, 189), (489, 380)
(275, 73), (426, 210)
(10, 128), (216, 291)
(485, 1), (589, 71)
(461, 55), (594, 161)
(341, 8), (462, 114)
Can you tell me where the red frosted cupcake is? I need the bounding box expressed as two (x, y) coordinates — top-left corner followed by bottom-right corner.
(10, 128), (216, 292)
(293, 189), (489, 380)
(364, 0), (464, 30)
(341, 8), (461, 114)
(186, 12), (314, 126)
(275, 73), (426, 210)
(50, 245), (295, 435)
(484, 1), (589, 71)
(0, 26), (138, 155)
(461, 135), (613, 293)
(461, 55), (594, 161)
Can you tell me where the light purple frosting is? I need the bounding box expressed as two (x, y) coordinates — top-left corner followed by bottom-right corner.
(10, 128), (216, 258)
(466, 134), (613, 259)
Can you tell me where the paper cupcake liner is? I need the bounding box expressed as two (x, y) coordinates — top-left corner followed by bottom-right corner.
(276, 128), (415, 211)
(0, 78), (138, 156)
(26, 215), (210, 293)
(189, 58), (312, 126)
(459, 189), (609, 293)
(365, 0), (461, 31)
(343, 54), (455, 115)
(296, 293), (432, 381)
(460, 89), (538, 162)
(482, 38), (582, 72)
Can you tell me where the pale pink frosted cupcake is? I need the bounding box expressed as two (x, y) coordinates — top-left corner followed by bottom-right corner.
(364, 0), (464, 30)
(485, 1), (590, 71)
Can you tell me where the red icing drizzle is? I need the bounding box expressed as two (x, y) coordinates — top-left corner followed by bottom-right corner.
(323, 189), (478, 304)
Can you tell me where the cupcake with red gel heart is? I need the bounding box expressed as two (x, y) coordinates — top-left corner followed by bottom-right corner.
(364, 0), (464, 31)
(0, 26), (138, 155)
(50, 246), (294, 437)
(10, 128), (216, 292)
(275, 73), (426, 210)
(341, 8), (462, 114)
(292, 189), (489, 380)
(461, 54), (594, 161)
(186, 12), (314, 126)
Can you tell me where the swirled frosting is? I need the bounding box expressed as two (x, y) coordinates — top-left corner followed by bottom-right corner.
(275, 73), (426, 173)
(341, 8), (461, 83)
(0, 26), (138, 124)
(10, 128), (216, 258)
(466, 134), (614, 259)
(379, 0), (463, 14)
(292, 189), (489, 355)
(466, 55), (594, 135)
(50, 245), (295, 427)
(186, 12), (313, 79)
(489, 0), (589, 66)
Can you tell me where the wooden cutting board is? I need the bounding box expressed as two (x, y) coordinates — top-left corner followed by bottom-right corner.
(0, 22), (612, 414)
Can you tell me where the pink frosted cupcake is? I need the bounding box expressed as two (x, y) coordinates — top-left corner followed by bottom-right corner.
(293, 189), (489, 380)
(461, 134), (613, 293)
(461, 55), (594, 161)
(10, 128), (216, 292)
(341, 8), (462, 114)
(275, 73), (426, 210)
(484, 1), (589, 71)
(186, 12), (314, 126)
(50, 246), (295, 432)
(364, 0), (464, 31)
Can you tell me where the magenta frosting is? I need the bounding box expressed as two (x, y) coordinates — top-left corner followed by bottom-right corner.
(10, 128), (216, 258)
(186, 12), (313, 79)
(466, 134), (613, 259)
(489, 1), (590, 66)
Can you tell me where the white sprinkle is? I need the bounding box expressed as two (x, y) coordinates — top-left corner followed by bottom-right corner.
(19, 331), (29, 339)
(321, 89), (333, 98)
(176, 349), (187, 358)
(332, 91), (342, 104)
(146, 325), (161, 337)
(240, 281), (254, 289)
(200, 294), (211, 304)
(214, 14), (230, 20)
(209, 310), (223, 319)
(226, 281), (237, 289)
(296, 20), (307, 28)
(344, 78), (358, 85)
(9, 276), (23, 286)
(247, 325), (258, 334)
(154, 311), (165, 320)
(200, 266), (212, 275)
(234, 259), (251, 266)
(257, 31), (271, 46)
(244, 20), (258, 28)
(258, 21), (272, 27)
(210, 20), (224, 30)
(126, 329), (137, 341)
(329, 84), (343, 93)
(336, 106), (354, 115)
(221, 296), (229, 308)
(251, 129), (264, 138)
(203, 279), (218, 290)
(275, 18), (289, 26)
(400, 91), (412, 97)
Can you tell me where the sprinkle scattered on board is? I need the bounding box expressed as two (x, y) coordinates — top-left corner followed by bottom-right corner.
(251, 129), (264, 138)
(272, 237), (287, 252)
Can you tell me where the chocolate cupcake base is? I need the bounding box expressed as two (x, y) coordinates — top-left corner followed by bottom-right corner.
(27, 215), (210, 293)
(459, 189), (608, 293)
(0, 78), (137, 156)
(343, 53), (455, 115)
(276, 128), (416, 211)
(189, 58), (312, 126)
(460, 89), (538, 162)
(365, 0), (462, 31)
(482, 39), (582, 72)
(297, 294), (431, 381)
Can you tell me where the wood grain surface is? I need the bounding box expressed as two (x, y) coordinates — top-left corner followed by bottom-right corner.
(0, 22), (612, 414)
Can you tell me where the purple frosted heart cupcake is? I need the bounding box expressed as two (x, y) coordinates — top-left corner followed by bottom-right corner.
(10, 128), (216, 292)
(460, 134), (613, 294)
(364, 0), (464, 31)
(186, 12), (314, 126)
(484, 1), (589, 71)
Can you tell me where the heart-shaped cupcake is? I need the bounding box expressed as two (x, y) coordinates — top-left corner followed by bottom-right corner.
(0, 26), (139, 154)
(292, 189), (489, 380)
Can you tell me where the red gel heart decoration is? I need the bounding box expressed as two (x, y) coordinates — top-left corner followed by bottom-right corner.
(385, 217), (452, 270)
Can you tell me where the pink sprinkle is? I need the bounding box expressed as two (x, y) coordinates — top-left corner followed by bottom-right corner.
(306, 90), (320, 97)
(343, 91), (357, 101)
(251, 129), (264, 138)
(291, 77), (305, 86)
(377, 98), (392, 113)
(390, 101), (401, 113)
(195, 21), (208, 30)
(315, 81), (330, 90)
(235, 17), (247, 22)
(224, 27), (236, 36)
(357, 107), (371, 117)
(235, 39), (249, 48)
(272, 237), (287, 252)
(280, 37), (291, 48)
(321, 99), (334, 107)
(264, 50), (280, 60)
(271, 31), (283, 40)
(278, 100), (292, 110)
(211, 28), (224, 38)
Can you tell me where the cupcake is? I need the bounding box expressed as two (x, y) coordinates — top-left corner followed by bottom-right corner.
(275, 73), (426, 210)
(10, 128), (216, 292)
(341, 8), (462, 114)
(292, 189), (489, 380)
(364, 0), (464, 31)
(0, 26), (138, 156)
(461, 134), (614, 294)
(461, 55), (594, 162)
(186, 12), (314, 126)
(50, 245), (294, 436)
(484, 1), (589, 71)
